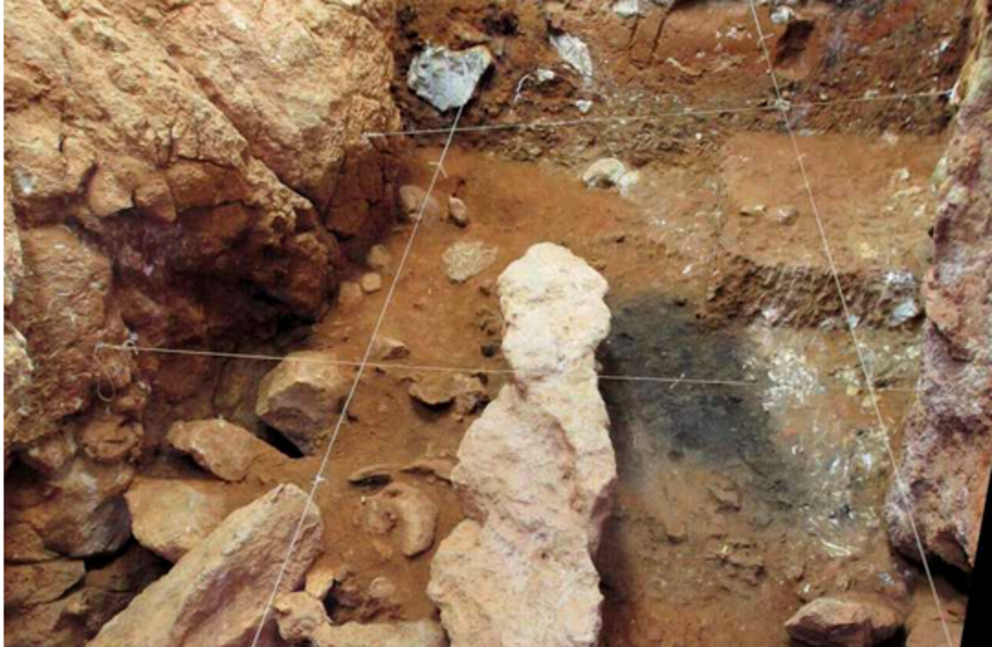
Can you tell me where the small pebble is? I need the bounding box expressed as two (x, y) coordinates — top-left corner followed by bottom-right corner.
(361, 273), (383, 294)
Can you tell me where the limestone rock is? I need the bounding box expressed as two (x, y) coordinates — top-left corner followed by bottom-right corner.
(256, 351), (353, 455)
(305, 561), (339, 601)
(429, 243), (616, 647)
(126, 478), (233, 563)
(20, 431), (76, 478)
(3, 523), (58, 564)
(399, 185), (446, 222)
(367, 244), (392, 272)
(166, 418), (285, 482)
(442, 241), (498, 283)
(784, 594), (904, 647)
(274, 590), (447, 647)
(886, 28), (992, 572)
(6, 457), (134, 557)
(582, 158), (627, 188)
(408, 45), (494, 112)
(78, 414), (143, 464)
(551, 34), (595, 85)
(90, 484), (323, 647)
(4, 559), (86, 609)
(338, 281), (364, 307)
(364, 482), (439, 558)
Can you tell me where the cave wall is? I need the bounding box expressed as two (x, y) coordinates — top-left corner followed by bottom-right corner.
(886, 0), (992, 572)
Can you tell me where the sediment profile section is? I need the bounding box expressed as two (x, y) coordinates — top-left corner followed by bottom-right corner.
(428, 243), (617, 647)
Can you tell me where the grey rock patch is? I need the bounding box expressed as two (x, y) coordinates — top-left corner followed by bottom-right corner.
(408, 45), (494, 112)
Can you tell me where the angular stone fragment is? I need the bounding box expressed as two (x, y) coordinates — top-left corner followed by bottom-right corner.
(408, 45), (494, 112)
(6, 457), (134, 557)
(373, 336), (410, 361)
(166, 418), (284, 482)
(429, 243), (616, 647)
(784, 594), (904, 647)
(90, 484), (322, 647)
(3, 523), (58, 564)
(582, 158), (627, 188)
(126, 478), (234, 562)
(364, 483), (439, 557)
(399, 185), (445, 222)
(256, 351), (353, 455)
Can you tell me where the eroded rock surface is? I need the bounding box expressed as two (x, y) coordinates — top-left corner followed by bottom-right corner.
(429, 243), (616, 647)
(886, 12), (992, 571)
(90, 484), (322, 647)
(167, 418), (286, 482)
(363, 482), (439, 557)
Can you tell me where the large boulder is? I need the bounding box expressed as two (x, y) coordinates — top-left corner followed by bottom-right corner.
(886, 9), (992, 572)
(428, 243), (616, 647)
(90, 484), (322, 647)
(256, 351), (353, 455)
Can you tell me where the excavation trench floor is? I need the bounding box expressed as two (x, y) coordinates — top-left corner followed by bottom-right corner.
(173, 129), (969, 645)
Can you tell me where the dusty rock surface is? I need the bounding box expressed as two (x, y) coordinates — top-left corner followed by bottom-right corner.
(784, 594), (905, 647)
(408, 44), (494, 112)
(125, 477), (234, 562)
(90, 484), (322, 647)
(442, 241), (498, 283)
(256, 351), (353, 455)
(429, 243), (616, 647)
(166, 418), (285, 482)
(4, 559), (86, 609)
(887, 12), (992, 571)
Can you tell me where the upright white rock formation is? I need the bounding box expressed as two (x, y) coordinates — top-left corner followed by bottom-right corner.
(428, 243), (616, 647)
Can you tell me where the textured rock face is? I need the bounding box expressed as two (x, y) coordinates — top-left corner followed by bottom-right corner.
(6, 457), (134, 557)
(363, 482), (439, 557)
(408, 45), (494, 112)
(3, 0), (400, 459)
(256, 351), (353, 455)
(429, 243), (616, 647)
(784, 594), (904, 647)
(886, 9), (992, 572)
(90, 484), (322, 647)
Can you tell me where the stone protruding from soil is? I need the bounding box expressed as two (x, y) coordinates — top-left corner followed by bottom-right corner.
(167, 419), (285, 482)
(429, 243), (616, 647)
(363, 482), (439, 558)
(785, 594), (904, 647)
(399, 185), (446, 222)
(256, 351), (352, 455)
(442, 241), (497, 283)
(885, 19), (992, 572)
(407, 45), (494, 112)
(275, 590), (446, 647)
(90, 484), (322, 647)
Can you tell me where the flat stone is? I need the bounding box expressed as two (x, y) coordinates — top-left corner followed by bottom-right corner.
(785, 594), (905, 647)
(408, 373), (458, 408)
(364, 482), (439, 558)
(551, 33), (594, 85)
(407, 45), (494, 112)
(442, 241), (497, 283)
(348, 463), (394, 486)
(256, 351), (352, 455)
(3, 522), (59, 563)
(166, 418), (284, 482)
(126, 477), (233, 562)
(90, 484), (323, 647)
